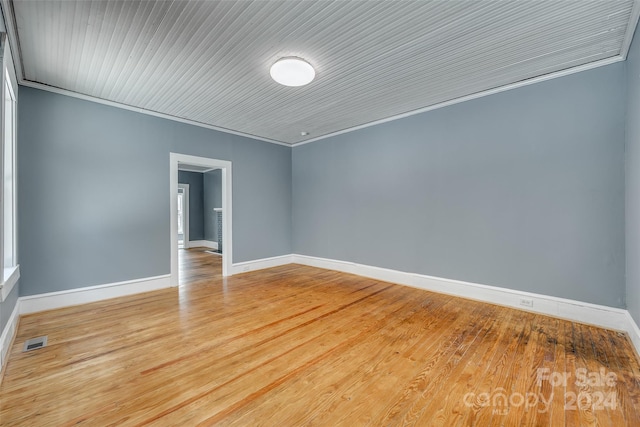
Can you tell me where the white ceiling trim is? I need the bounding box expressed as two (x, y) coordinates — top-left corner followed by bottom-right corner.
(15, 54), (627, 149)
(292, 55), (625, 147)
(621, 0), (640, 59)
(18, 80), (291, 147)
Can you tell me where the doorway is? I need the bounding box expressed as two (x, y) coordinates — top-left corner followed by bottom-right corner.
(170, 153), (233, 286)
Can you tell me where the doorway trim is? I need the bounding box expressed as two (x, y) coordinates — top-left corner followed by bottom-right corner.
(177, 183), (189, 249)
(170, 153), (233, 285)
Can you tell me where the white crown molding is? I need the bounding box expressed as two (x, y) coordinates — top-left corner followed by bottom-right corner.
(621, 0), (640, 60)
(19, 274), (171, 315)
(19, 56), (624, 150)
(10, 55), (627, 151)
(291, 254), (640, 356)
(18, 80), (291, 148)
(292, 56), (625, 147)
(0, 299), (19, 373)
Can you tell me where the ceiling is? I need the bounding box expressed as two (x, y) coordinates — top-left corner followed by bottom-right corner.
(4, 0), (640, 145)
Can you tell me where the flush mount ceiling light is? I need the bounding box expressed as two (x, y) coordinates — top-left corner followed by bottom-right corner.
(270, 57), (315, 87)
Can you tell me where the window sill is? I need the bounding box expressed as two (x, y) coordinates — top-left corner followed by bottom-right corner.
(1, 265), (19, 301)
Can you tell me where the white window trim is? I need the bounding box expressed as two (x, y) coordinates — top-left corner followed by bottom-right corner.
(0, 32), (18, 302)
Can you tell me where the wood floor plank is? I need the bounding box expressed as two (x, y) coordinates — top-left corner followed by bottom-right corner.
(1, 247), (639, 426)
(584, 325), (620, 427)
(546, 319), (566, 427)
(571, 323), (599, 426)
(564, 320), (582, 427)
(520, 316), (559, 426)
(408, 309), (513, 426)
(593, 325), (640, 427)
(453, 309), (529, 426)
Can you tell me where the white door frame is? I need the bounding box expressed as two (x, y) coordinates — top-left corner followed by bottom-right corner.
(177, 183), (190, 249)
(170, 153), (233, 285)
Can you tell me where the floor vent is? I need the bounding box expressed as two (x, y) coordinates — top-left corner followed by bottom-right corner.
(23, 336), (48, 352)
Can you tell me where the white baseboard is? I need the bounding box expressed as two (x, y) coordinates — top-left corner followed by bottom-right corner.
(188, 240), (218, 250)
(625, 312), (640, 359)
(231, 254), (293, 275)
(0, 301), (19, 371)
(19, 274), (172, 315)
(291, 254), (640, 354)
(5, 254), (640, 362)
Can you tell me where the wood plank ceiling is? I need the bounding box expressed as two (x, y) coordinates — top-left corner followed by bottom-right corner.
(5, 0), (639, 144)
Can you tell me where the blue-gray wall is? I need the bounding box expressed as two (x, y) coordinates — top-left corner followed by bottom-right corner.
(18, 87), (292, 296)
(178, 171), (205, 241)
(627, 25), (640, 324)
(293, 64), (626, 308)
(204, 170), (222, 242)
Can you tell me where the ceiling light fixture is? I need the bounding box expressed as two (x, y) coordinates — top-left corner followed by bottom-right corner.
(270, 57), (315, 87)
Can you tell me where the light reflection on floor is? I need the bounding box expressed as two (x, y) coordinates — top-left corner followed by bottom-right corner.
(178, 247), (223, 308)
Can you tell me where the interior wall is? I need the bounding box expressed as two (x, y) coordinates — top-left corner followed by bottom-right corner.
(18, 87), (292, 296)
(627, 23), (640, 324)
(293, 63), (626, 308)
(204, 169), (222, 243)
(178, 171), (204, 241)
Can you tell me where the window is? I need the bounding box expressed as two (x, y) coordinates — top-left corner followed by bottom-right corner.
(0, 34), (19, 301)
(4, 70), (15, 269)
(177, 190), (184, 235)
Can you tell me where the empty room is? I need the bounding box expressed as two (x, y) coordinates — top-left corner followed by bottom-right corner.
(2, 0), (640, 425)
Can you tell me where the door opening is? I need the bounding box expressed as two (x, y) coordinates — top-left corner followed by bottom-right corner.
(170, 153), (233, 285)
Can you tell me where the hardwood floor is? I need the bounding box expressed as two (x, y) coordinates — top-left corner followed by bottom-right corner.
(1, 248), (639, 426)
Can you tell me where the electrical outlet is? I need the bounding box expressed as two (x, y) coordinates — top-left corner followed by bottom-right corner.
(520, 298), (534, 308)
